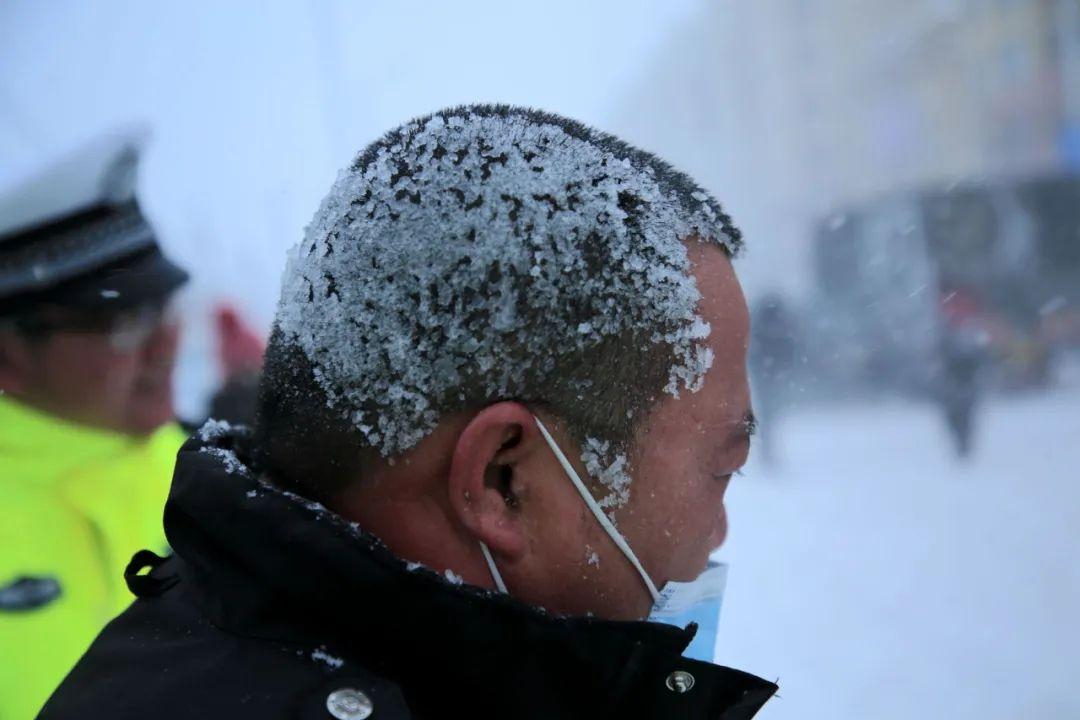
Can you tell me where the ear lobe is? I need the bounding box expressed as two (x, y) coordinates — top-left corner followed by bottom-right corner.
(446, 402), (539, 561)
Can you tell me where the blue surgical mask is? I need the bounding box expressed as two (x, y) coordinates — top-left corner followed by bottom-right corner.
(647, 560), (727, 662)
(479, 416), (728, 663)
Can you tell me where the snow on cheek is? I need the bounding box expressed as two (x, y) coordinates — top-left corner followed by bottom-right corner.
(581, 437), (633, 510)
(586, 546), (601, 568)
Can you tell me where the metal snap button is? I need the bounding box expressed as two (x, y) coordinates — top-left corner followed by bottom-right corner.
(666, 670), (696, 693)
(326, 688), (374, 719)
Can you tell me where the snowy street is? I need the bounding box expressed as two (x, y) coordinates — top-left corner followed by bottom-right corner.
(716, 380), (1080, 718)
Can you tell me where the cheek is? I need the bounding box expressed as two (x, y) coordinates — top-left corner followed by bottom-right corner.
(147, 324), (182, 361)
(524, 476), (594, 567)
(671, 482), (725, 545)
(642, 475), (726, 576)
(615, 475), (687, 571)
(91, 347), (141, 385)
(47, 340), (138, 395)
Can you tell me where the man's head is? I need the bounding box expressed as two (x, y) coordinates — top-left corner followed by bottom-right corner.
(0, 294), (181, 436)
(255, 105), (751, 620)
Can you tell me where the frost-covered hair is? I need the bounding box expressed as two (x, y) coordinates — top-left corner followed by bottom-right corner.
(257, 104), (741, 506)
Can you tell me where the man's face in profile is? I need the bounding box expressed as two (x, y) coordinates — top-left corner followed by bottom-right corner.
(532, 242), (753, 620)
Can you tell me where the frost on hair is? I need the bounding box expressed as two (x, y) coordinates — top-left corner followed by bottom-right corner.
(276, 104), (739, 463)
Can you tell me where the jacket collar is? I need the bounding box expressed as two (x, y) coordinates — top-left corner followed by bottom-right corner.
(165, 427), (776, 719)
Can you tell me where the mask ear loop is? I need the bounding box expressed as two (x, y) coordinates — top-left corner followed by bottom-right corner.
(479, 541), (508, 593)
(533, 417), (661, 603)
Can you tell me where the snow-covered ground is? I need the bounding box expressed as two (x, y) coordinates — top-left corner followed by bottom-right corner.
(715, 382), (1080, 719)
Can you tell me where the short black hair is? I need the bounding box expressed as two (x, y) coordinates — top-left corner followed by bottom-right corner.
(255, 104), (740, 506)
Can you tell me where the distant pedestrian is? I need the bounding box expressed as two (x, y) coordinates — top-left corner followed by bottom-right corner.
(749, 294), (798, 466)
(938, 322), (986, 458)
(936, 284), (988, 458)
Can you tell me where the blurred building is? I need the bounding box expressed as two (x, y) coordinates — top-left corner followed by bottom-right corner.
(614, 0), (1080, 296)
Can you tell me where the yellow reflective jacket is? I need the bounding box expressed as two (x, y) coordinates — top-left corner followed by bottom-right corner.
(0, 397), (185, 720)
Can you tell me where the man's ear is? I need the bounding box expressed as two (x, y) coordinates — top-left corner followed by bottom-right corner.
(0, 328), (34, 395)
(446, 401), (545, 561)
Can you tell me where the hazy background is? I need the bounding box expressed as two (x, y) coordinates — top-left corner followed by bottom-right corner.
(3, 2), (1078, 717)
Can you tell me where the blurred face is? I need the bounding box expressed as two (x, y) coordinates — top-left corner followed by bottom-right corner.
(0, 303), (180, 436)
(524, 244), (752, 619)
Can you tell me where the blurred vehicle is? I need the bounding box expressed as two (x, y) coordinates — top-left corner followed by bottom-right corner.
(810, 173), (1080, 396)
(1015, 175), (1080, 360)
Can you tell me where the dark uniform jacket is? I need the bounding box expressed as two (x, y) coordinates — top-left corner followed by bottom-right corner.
(40, 428), (776, 720)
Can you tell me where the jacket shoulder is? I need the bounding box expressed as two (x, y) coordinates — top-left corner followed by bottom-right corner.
(39, 561), (413, 720)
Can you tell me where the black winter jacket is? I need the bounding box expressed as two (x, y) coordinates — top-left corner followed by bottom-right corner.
(40, 429), (776, 719)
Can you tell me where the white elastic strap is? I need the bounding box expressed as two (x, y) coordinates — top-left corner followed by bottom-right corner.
(479, 540), (508, 593)
(533, 417), (661, 602)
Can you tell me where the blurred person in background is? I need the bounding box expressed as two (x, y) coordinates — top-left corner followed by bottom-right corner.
(936, 282), (989, 459)
(206, 303), (265, 426)
(748, 293), (798, 467)
(0, 132), (189, 719)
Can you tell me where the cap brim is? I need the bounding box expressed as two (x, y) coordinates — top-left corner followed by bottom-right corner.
(1, 247), (189, 316)
(79, 247), (190, 311)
